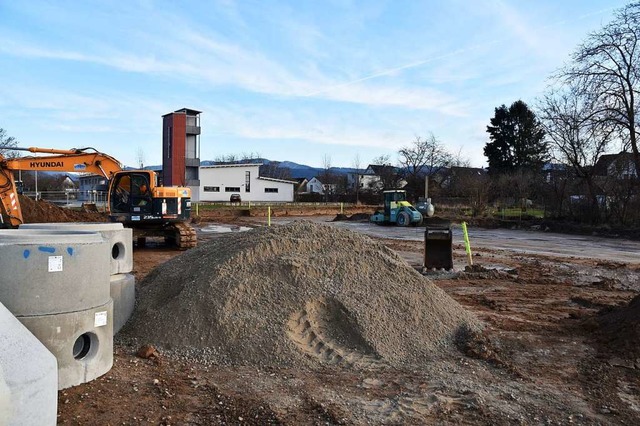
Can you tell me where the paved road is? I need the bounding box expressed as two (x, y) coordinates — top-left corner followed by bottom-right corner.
(266, 217), (640, 264)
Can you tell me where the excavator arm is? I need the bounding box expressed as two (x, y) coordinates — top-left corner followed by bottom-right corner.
(0, 147), (123, 227)
(0, 166), (20, 226)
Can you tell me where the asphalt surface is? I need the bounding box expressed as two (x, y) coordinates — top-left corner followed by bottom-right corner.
(262, 217), (640, 265)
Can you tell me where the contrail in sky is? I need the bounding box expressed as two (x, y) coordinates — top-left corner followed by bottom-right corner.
(304, 5), (619, 97)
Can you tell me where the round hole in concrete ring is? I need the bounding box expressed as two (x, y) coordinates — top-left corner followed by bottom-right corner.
(111, 242), (125, 260)
(72, 332), (97, 360)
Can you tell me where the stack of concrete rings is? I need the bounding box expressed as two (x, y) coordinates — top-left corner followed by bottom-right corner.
(0, 230), (113, 390)
(20, 223), (135, 333)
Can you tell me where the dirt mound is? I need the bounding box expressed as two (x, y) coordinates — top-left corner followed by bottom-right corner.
(597, 295), (640, 359)
(123, 221), (480, 368)
(18, 195), (107, 223)
(332, 212), (371, 222)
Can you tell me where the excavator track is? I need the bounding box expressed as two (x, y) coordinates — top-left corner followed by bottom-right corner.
(173, 222), (198, 250)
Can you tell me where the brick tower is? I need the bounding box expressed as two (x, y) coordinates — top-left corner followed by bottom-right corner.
(161, 108), (201, 193)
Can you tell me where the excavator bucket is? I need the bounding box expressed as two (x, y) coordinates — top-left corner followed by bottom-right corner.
(423, 222), (453, 270)
(82, 203), (99, 213)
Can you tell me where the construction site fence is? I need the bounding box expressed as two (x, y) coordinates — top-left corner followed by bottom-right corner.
(194, 201), (365, 208)
(21, 190), (107, 205)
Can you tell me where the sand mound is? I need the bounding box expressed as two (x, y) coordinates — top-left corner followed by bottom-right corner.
(598, 295), (640, 359)
(123, 221), (480, 368)
(18, 195), (107, 223)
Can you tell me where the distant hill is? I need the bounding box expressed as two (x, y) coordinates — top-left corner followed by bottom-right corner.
(197, 159), (359, 180)
(14, 160), (360, 184)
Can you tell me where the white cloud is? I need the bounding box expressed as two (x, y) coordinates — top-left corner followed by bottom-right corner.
(0, 26), (471, 115)
(201, 103), (407, 149)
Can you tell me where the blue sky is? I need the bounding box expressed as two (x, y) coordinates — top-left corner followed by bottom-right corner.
(0, 0), (626, 169)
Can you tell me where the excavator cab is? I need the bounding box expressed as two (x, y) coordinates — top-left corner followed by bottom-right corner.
(110, 172), (153, 215)
(107, 170), (196, 248)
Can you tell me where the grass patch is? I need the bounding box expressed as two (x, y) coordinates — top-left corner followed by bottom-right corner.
(494, 208), (544, 219)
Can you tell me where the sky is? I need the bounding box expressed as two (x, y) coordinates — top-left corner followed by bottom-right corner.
(0, 0), (628, 169)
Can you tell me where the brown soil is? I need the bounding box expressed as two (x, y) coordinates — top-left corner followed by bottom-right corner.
(597, 294), (640, 360)
(41, 210), (640, 425)
(17, 195), (107, 224)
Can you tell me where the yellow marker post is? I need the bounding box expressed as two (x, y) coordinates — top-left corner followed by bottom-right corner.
(340, 202), (344, 214)
(268, 206), (271, 227)
(461, 222), (473, 266)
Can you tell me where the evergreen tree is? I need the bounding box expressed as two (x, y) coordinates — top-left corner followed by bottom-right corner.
(484, 100), (547, 174)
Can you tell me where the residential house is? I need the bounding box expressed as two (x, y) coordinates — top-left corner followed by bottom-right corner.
(307, 177), (324, 194)
(347, 164), (406, 193)
(440, 167), (487, 189)
(78, 174), (108, 202)
(594, 152), (638, 179)
(293, 177), (308, 194)
(61, 175), (77, 191)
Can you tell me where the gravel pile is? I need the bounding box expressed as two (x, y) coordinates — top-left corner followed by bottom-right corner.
(123, 221), (480, 368)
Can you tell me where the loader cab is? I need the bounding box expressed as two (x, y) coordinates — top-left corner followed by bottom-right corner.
(109, 171), (153, 215)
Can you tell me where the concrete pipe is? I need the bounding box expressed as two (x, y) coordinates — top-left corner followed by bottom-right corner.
(110, 273), (135, 334)
(19, 223), (133, 275)
(18, 299), (114, 390)
(0, 301), (58, 426)
(0, 230), (110, 316)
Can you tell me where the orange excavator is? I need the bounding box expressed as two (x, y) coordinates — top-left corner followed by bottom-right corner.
(0, 146), (197, 249)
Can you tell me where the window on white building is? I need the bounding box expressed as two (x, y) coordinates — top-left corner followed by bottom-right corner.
(265, 188), (278, 193)
(204, 186), (220, 192)
(225, 187), (241, 192)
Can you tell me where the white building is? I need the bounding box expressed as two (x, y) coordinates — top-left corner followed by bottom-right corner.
(198, 164), (295, 202)
(307, 177), (324, 194)
(78, 174), (108, 201)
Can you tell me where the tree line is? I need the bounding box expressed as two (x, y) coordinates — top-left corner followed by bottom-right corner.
(480, 2), (640, 225)
(4, 2), (640, 223)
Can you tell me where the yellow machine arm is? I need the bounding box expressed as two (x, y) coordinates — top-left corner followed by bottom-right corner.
(0, 147), (123, 227)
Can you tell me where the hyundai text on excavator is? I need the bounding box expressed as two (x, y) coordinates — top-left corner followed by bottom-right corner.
(0, 146), (197, 249)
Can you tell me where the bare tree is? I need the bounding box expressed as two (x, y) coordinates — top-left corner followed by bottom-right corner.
(214, 154), (238, 163)
(352, 154), (362, 204)
(321, 154), (331, 171)
(454, 171), (490, 216)
(538, 84), (615, 222)
(369, 154), (402, 193)
(136, 147), (145, 169)
(397, 134), (453, 200)
(319, 154), (334, 201)
(490, 170), (541, 211)
(214, 152), (262, 164)
(451, 148), (471, 167)
(241, 151), (261, 161)
(259, 161), (291, 180)
(0, 128), (19, 159)
(558, 1), (640, 176)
